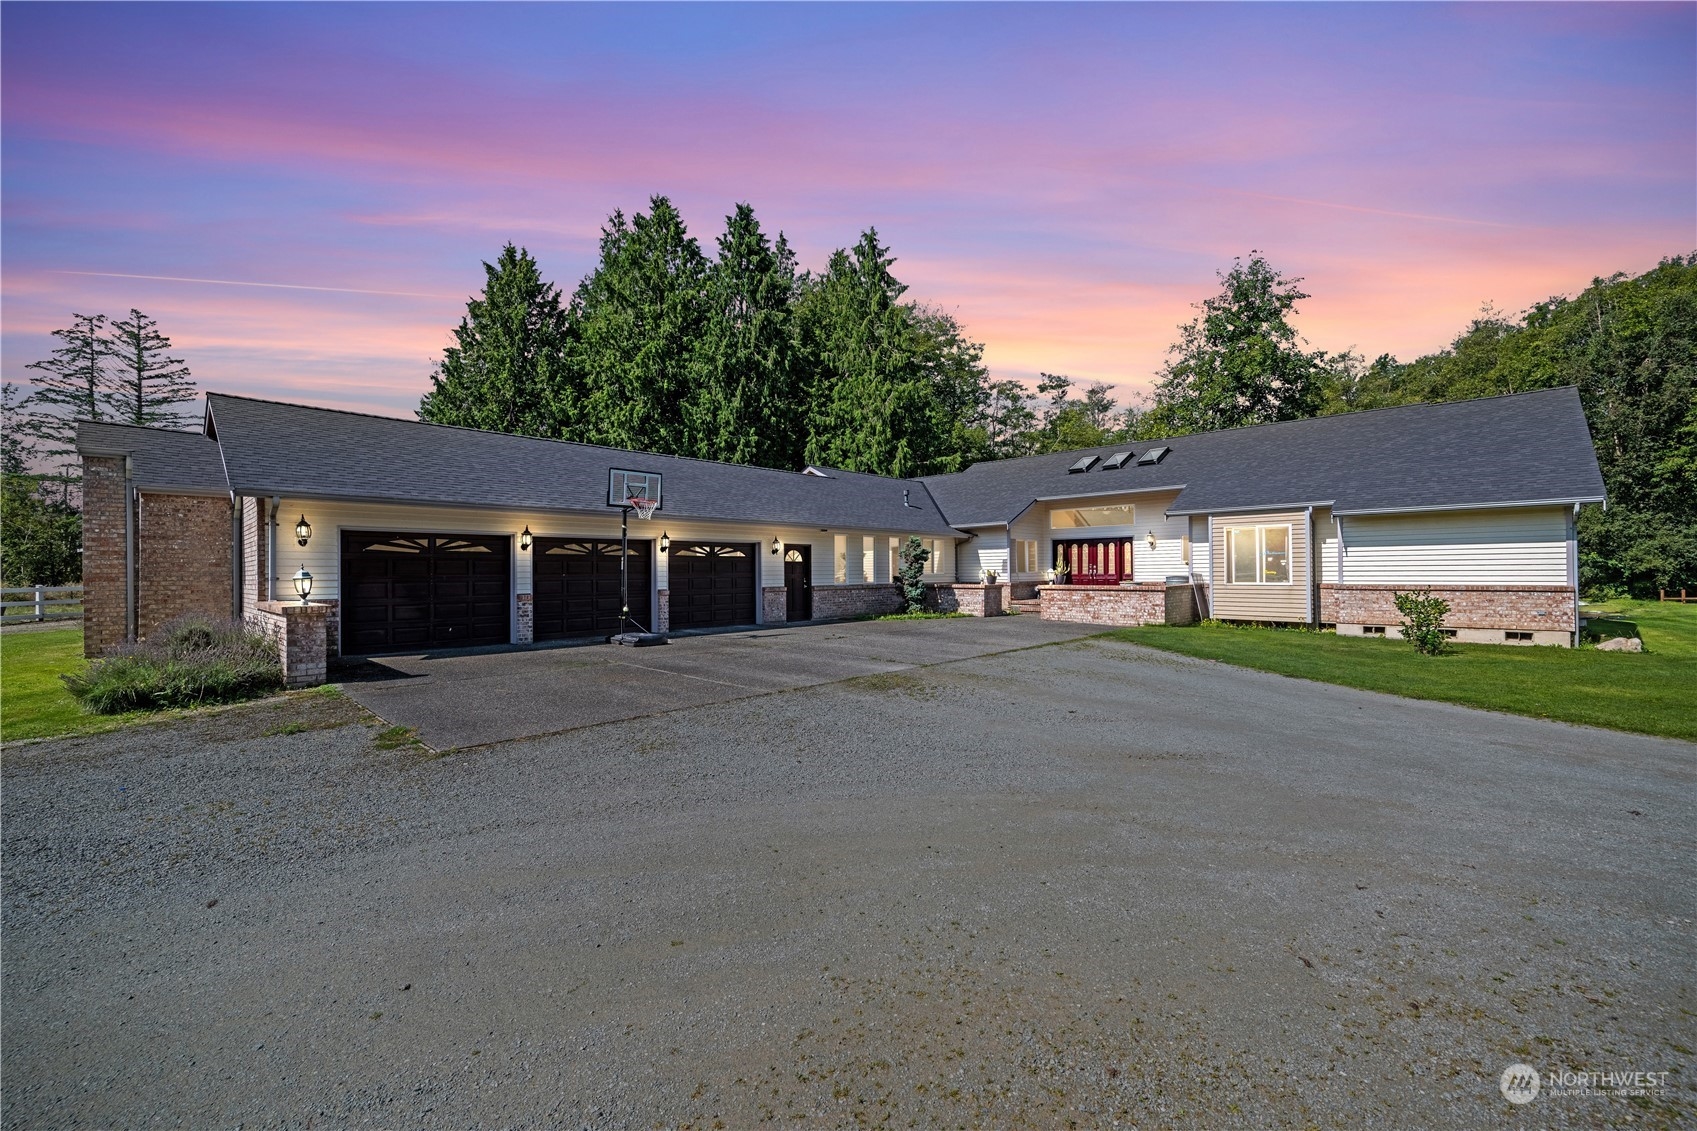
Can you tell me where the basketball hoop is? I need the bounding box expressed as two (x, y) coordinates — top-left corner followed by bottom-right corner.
(628, 495), (658, 521)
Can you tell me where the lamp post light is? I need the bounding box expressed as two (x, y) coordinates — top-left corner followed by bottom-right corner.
(292, 565), (314, 605)
(295, 515), (311, 546)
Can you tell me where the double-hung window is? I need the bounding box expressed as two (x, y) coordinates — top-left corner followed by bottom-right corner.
(1225, 525), (1292, 584)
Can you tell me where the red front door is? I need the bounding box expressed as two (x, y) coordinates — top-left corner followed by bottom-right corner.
(1055, 538), (1135, 585)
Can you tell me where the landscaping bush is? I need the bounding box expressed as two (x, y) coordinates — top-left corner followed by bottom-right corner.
(897, 536), (931, 613)
(1393, 590), (1452, 656)
(61, 613), (283, 713)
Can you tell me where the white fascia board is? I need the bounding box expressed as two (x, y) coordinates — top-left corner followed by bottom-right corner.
(1033, 483), (1187, 504)
(1166, 499), (1335, 517)
(1332, 496), (1605, 517)
(228, 487), (959, 536)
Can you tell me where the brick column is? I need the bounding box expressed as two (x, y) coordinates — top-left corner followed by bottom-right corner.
(246, 601), (332, 688)
(81, 455), (128, 656)
(516, 593), (535, 644)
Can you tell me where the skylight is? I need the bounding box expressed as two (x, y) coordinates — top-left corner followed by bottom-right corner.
(1067, 455), (1101, 473)
(1136, 446), (1171, 465)
(1100, 451), (1133, 470)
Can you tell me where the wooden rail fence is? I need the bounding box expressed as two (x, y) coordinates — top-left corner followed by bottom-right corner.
(1660, 589), (1694, 603)
(1, 584), (84, 624)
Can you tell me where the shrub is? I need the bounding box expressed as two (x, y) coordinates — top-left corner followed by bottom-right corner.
(1392, 590), (1451, 656)
(62, 613), (283, 713)
(897, 536), (931, 613)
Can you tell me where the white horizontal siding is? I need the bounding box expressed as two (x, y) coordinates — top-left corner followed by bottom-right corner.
(1009, 508), (1045, 581)
(1316, 506), (1338, 584)
(260, 497), (938, 626)
(957, 530), (1008, 582)
(1340, 507), (1569, 585)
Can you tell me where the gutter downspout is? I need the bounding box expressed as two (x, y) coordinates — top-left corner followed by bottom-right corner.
(124, 456), (137, 642)
(1186, 515), (1208, 620)
(1571, 503), (1581, 647)
(268, 495), (280, 605)
(1305, 506), (1315, 626)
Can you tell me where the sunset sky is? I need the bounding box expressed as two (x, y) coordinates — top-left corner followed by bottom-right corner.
(3, 2), (1692, 419)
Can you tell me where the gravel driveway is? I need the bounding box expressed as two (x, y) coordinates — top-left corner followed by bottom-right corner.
(4, 637), (1693, 1128)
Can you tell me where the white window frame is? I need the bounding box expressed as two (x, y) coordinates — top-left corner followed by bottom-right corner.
(924, 538), (947, 576)
(1225, 524), (1294, 585)
(1014, 539), (1039, 574)
(1050, 503), (1136, 531)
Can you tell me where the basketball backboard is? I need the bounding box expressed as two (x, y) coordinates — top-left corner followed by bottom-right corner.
(607, 468), (663, 512)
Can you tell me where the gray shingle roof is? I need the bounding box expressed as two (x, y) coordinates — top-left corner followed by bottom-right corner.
(205, 394), (959, 535)
(75, 421), (229, 494)
(919, 386), (1606, 525)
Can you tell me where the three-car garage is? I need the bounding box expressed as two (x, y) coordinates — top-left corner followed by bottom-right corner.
(338, 531), (762, 654)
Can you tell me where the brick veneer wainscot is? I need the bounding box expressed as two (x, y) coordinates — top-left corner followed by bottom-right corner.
(811, 583), (905, 620)
(762, 586), (788, 623)
(1320, 584), (1575, 632)
(1039, 583), (1166, 626)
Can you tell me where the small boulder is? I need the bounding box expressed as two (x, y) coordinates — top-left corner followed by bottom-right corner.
(1596, 636), (1643, 652)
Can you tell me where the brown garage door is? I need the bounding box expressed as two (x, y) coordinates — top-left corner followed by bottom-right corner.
(341, 532), (510, 654)
(532, 538), (652, 640)
(667, 542), (757, 630)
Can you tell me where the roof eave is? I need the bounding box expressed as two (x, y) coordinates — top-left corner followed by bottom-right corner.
(1332, 496), (1606, 517)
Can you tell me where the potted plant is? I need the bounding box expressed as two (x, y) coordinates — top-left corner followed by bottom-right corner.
(982, 568), (999, 585)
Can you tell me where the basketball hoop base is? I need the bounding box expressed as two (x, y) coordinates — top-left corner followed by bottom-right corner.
(609, 631), (669, 647)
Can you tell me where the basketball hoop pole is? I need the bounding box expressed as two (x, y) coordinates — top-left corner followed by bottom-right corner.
(620, 500), (636, 636)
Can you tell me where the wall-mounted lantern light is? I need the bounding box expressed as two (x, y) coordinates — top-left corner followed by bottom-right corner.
(771, 536), (781, 556)
(1146, 529), (1158, 551)
(292, 565), (314, 605)
(295, 514), (311, 547)
(520, 525), (533, 551)
(659, 531), (670, 554)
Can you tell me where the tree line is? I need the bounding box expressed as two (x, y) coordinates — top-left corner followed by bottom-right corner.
(1, 309), (198, 585)
(1126, 252), (1694, 597)
(418, 197), (1119, 478)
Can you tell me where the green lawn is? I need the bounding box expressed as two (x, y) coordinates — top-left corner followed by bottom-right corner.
(0, 627), (152, 743)
(1108, 598), (1697, 742)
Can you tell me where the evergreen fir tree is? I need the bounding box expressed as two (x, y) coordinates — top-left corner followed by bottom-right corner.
(796, 230), (938, 478)
(21, 312), (116, 471)
(569, 196), (710, 455)
(2, 383), (39, 476)
(418, 244), (573, 437)
(687, 204), (802, 468)
(109, 308), (198, 427)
